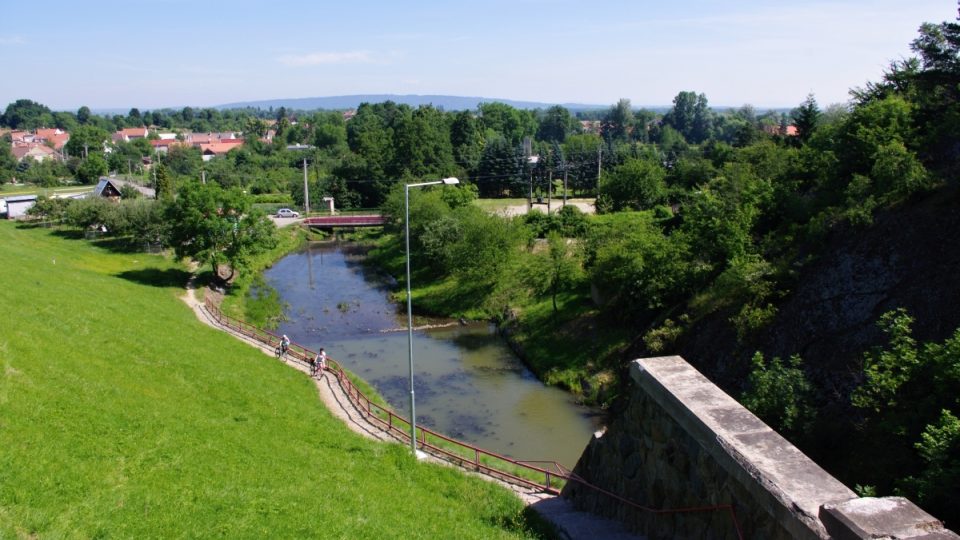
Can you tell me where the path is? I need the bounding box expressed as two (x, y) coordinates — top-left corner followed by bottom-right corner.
(179, 274), (640, 539)
(497, 199), (596, 218)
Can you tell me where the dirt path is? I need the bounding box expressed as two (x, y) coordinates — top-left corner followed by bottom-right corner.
(179, 274), (639, 538)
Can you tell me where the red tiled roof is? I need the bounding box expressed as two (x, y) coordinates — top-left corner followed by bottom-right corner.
(200, 141), (244, 155)
(11, 143), (56, 160)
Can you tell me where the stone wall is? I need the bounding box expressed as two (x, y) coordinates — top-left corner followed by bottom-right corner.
(561, 356), (958, 539)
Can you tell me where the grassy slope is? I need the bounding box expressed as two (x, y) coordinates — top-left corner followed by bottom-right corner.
(0, 222), (541, 538)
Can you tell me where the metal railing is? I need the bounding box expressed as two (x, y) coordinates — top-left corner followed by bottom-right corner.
(201, 296), (745, 537)
(202, 296), (566, 493)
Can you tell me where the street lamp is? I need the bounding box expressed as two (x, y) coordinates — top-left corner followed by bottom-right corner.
(405, 176), (459, 456)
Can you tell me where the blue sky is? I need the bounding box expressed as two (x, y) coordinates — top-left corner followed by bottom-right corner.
(0, 0), (955, 111)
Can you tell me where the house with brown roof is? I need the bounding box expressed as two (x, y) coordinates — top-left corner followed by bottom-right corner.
(9, 130), (31, 143)
(112, 127), (149, 143)
(11, 144), (58, 163)
(199, 141), (244, 161)
(35, 128), (70, 150)
(149, 139), (187, 154)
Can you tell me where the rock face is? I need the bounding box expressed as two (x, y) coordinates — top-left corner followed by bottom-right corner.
(673, 187), (960, 397)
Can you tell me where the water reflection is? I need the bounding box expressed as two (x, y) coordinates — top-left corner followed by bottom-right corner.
(265, 241), (602, 467)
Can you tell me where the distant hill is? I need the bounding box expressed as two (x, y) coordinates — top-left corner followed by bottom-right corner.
(215, 94), (613, 112)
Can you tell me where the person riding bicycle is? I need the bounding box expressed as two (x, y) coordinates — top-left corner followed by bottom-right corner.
(314, 348), (327, 378)
(280, 334), (291, 355)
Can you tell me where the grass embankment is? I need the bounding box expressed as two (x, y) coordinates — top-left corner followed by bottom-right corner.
(217, 224), (308, 327)
(0, 222), (548, 538)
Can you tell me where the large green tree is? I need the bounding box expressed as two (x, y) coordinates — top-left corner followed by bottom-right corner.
(165, 181), (277, 283)
(791, 94), (821, 144)
(599, 157), (668, 212)
(1, 99), (52, 129)
(537, 105), (576, 143)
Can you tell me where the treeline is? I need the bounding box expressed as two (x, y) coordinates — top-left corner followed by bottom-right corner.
(367, 18), (959, 523)
(3, 92), (804, 211)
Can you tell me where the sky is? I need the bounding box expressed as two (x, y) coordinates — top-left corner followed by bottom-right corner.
(0, 0), (956, 111)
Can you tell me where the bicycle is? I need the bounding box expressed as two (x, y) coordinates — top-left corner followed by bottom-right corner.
(275, 344), (289, 360)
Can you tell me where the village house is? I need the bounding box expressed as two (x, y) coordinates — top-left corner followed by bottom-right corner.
(149, 139), (187, 154)
(34, 128), (70, 150)
(199, 140), (244, 161)
(111, 127), (149, 143)
(11, 144), (58, 162)
(93, 177), (156, 200)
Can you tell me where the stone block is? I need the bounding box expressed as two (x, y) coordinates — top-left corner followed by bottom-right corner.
(820, 497), (959, 540)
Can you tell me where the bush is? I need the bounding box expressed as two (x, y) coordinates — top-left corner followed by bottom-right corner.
(741, 352), (816, 436)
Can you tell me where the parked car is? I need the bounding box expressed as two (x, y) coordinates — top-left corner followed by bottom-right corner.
(276, 208), (300, 218)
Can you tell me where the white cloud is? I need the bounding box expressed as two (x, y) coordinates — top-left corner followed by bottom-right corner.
(278, 51), (372, 67)
(0, 36), (26, 45)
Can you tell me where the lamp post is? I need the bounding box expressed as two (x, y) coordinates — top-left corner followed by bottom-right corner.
(405, 176), (459, 456)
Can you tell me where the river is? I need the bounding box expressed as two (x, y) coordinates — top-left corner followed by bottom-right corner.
(264, 241), (602, 468)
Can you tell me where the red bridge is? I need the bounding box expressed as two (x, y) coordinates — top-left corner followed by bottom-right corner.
(302, 214), (385, 228)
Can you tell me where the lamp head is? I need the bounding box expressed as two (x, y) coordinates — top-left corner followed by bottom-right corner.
(441, 177), (459, 185)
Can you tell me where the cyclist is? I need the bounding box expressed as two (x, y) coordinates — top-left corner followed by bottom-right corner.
(280, 334), (291, 356)
(314, 348), (327, 378)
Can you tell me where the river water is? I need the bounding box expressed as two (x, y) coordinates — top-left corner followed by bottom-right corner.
(264, 241), (602, 467)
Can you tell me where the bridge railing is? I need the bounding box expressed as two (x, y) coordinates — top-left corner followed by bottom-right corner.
(202, 296), (567, 494)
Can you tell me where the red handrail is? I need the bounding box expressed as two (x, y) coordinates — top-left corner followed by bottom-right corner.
(201, 296), (744, 537)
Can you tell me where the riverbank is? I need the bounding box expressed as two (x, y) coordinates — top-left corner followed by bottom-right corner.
(362, 231), (629, 408)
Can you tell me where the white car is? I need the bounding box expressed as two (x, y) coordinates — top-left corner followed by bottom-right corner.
(276, 208), (300, 218)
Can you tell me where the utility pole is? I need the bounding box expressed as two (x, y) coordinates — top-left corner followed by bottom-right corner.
(597, 144), (603, 193)
(563, 161), (568, 207)
(302, 157), (310, 214)
(201, 169), (206, 184)
(547, 168), (553, 215)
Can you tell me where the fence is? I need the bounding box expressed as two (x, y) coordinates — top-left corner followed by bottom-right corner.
(200, 297), (745, 537)
(202, 296), (568, 494)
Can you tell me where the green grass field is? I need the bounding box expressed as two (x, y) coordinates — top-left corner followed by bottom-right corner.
(0, 222), (547, 538)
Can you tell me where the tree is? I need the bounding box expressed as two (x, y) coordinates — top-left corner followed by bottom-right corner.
(450, 110), (484, 172)
(75, 154), (108, 184)
(244, 117), (267, 138)
(741, 352), (816, 437)
(791, 94), (821, 144)
(127, 108), (143, 127)
(599, 157), (668, 211)
(544, 232), (582, 313)
(77, 106), (91, 125)
(538, 105), (575, 143)
(65, 125), (110, 159)
(165, 181), (277, 283)
(851, 309), (960, 519)
(474, 136), (525, 197)
(478, 102), (534, 145)
(585, 212), (692, 318)
(163, 145), (202, 178)
(563, 133), (603, 195)
(154, 163), (175, 200)
(601, 99), (634, 143)
(0, 144), (16, 183)
(26, 196), (72, 222)
(1, 99), (52, 129)
(663, 91), (713, 143)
